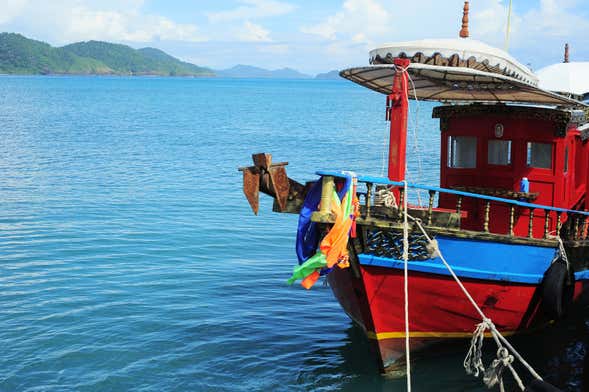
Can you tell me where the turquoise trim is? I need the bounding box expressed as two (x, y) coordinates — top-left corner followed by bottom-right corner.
(358, 235), (557, 284)
(360, 255), (546, 284)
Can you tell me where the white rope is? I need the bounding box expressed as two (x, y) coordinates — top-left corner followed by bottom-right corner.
(402, 180), (412, 391)
(464, 321), (487, 377)
(484, 347), (513, 388)
(380, 125), (388, 177)
(383, 61), (543, 390)
(545, 230), (569, 268)
(506, 356), (526, 391)
(386, 63), (540, 388)
(407, 215), (544, 383)
(556, 236), (570, 271)
(465, 321), (526, 390)
(405, 69), (425, 202)
(375, 187), (397, 208)
(403, 68), (424, 207)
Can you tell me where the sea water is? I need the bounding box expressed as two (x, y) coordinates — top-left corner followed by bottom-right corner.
(0, 76), (587, 391)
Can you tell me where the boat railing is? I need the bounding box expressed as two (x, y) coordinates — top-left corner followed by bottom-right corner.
(316, 171), (589, 243)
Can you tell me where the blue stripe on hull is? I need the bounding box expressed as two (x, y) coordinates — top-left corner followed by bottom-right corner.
(358, 235), (558, 284)
(575, 270), (589, 280)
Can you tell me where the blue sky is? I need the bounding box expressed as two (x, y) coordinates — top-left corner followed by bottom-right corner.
(2, 0), (589, 74)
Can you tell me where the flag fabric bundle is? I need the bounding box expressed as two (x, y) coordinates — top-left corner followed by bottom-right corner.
(288, 176), (358, 289)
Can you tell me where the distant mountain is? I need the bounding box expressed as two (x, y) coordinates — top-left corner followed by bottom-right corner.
(0, 33), (214, 76)
(216, 64), (311, 79)
(0, 33), (108, 74)
(315, 70), (341, 80)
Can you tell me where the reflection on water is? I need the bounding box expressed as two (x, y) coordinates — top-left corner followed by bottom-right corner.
(298, 324), (484, 391)
(524, 315), (589, 391)
(297, 310), (589, 391)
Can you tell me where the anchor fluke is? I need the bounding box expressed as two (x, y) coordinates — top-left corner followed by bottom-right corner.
(242, 166), (260, 214)
(239, 153), (301, 215)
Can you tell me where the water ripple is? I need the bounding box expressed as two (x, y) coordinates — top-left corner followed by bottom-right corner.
(0, 76), (587, 391)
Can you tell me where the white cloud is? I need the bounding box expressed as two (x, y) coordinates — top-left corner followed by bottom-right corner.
(471, 0), (510, 39)
(519, 0), (589, 38)
(507, 0), (589, 66)
(2, 0), (589, 74)
(0, 0), (206, 44)
(237, 21), (272, 42)
(470, 0), (589, 52)
(298, 0), (589, 70)
(63, 5), (205, 42)
(301, 0), (390, 43)
(207, 0), (295, 23)
(0, 0), (29, 25)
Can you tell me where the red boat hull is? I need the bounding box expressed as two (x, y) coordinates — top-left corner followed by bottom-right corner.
(328, 264), (587, 372)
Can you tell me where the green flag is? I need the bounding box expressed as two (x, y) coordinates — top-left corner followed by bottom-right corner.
(287, 253), (327, 285)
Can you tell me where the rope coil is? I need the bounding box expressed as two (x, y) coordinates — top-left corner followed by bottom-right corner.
(374, 186), (397, 208)
(464, 320), (488, 377)
(483, 347), (515, 389)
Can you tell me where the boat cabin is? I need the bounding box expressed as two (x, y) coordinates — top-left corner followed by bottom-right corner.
(340, 31), (589, 243)
(435, 104), (588, 237)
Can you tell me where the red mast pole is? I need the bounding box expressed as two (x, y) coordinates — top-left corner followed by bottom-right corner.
(387, 57), (410, 181)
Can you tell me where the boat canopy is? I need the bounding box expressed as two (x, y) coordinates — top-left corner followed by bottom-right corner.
(369, 38), (538, 86)
(537, 62), (589, 100)
(340, 63), (584, 106)
(341, 38), (586, 107)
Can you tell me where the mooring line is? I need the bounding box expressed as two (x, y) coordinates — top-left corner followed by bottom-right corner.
(405, 213), (543, 388)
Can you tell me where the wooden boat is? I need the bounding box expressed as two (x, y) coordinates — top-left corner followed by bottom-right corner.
(239, 4), (589, 376)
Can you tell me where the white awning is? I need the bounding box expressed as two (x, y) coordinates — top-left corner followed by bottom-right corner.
(537, 62), (589, 97)
(340, 63), (585, 107)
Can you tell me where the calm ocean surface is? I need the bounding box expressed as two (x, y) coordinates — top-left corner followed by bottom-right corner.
(0, 76), (587, 391)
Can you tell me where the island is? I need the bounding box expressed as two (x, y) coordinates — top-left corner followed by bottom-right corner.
(315, 70), (341, 80)
(0, 33), (214, 76)
(215, 64), (311, 79)
(0, 33), (341, 79)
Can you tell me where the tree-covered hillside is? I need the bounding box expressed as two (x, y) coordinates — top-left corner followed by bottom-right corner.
(0, 33), (214, 76)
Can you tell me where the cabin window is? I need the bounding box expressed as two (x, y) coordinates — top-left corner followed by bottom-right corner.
(526, 142), (552, 169)
(448, 136), (477, 168)
(564, 146), (569, 173)
(488, 140), (512, 165)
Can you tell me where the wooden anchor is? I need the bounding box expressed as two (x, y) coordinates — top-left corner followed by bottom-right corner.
(238, 153), (292, 215)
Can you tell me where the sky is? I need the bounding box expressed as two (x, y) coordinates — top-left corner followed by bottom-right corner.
(2, 0), (589, 74)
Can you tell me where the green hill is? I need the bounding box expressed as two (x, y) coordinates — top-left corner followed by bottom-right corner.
(137, 47), (211, 76)
(0, 33), (214, 76)
(0, 33), (109, 74)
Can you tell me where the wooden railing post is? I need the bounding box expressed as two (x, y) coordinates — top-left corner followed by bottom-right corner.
(319, 176), (334, 216)
(365, 182), (373, 218)
(398, 187), (405, 219)
(528, 208), (535, 238)
(543, 209), (550, 239)
(483, 201), (490, 232)
(427, 190), (435, 225)
(509, 206), (515, 236)
(336, 177), (589, 242)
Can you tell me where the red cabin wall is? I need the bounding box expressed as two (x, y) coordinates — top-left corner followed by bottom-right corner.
(438, 114), (585, 238)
